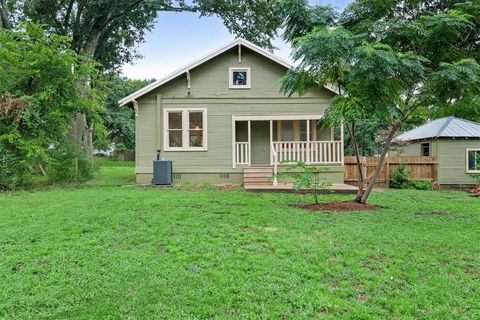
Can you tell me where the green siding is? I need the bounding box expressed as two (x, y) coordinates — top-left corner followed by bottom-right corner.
(144, 47), (331, 99)
(396, 140), (438, 157)
(136, 173), (243, 185)
(396, 138), (480, 185)
(436, 139), (480, 185)
(135, 46), (337, 184)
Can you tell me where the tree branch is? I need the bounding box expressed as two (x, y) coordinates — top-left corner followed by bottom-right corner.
(64, 0), (76, 31)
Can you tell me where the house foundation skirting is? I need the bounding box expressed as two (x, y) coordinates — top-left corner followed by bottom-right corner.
(136, 172), (244, 185)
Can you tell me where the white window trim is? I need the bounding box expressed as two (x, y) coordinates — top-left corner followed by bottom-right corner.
(466, 148), (480, 173)
(229, 67), (251, 89)
(164, 108), (208, 151)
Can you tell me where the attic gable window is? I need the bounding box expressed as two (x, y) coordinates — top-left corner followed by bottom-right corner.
(466, 148), (480, 173)
(229, 67), (251, 89)
(164, 108), (207, 151)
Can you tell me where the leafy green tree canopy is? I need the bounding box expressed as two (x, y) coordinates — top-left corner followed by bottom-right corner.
(0, 0), (285, 162)
(20, 0), (283, 71)
(99, 75), (154, 151)
(279, 0), (480, 203)
(0, 23), (99, 188)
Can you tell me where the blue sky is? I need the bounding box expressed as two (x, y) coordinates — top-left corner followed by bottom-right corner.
(121, 0), (352, 79)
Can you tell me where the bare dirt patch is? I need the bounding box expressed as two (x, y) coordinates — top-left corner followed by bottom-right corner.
(214, 183), (239, 191)
(294, 201), (380, 212)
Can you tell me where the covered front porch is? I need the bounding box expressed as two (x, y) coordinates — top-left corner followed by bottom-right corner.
(232, 115), (351, 190)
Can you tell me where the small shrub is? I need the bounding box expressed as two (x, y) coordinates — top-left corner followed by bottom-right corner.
(0, 147), (27, 190)
(48, 144), (96, 184)
(390, 164), (410, 189)
(390, 164), (432, 190)
(408, 180), (432, 190)
(468, 173), (480, 186)
(274, 161), (331, 204)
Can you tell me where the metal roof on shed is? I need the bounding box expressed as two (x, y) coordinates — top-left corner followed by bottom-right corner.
(395, 116), (480, 142)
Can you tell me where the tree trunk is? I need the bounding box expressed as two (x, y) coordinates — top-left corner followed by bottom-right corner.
(359, 122), (403, 204)
(347, 122), (365, 202)
(67, 32), (102, 162)
(68, 112), (93, 161)
(0, 0), (11, 29)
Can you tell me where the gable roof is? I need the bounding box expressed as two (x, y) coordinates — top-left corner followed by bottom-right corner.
(395, 116), (480, 142)
(118, 38), (295, 106)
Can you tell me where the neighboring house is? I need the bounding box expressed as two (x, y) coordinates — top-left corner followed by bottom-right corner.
(395, 116), (480, 186)
(119, 39), (346, 189)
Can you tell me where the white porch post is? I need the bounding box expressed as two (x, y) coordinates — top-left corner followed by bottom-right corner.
(306, 120), (310, 164)
(269, 120), (273, 165)
(340, 123), (344, 165)
(247, 120), (251, 165)
(232, 116), (236, 169)
(270, 120), (278, 186)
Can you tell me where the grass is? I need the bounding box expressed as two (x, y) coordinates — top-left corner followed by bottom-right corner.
(1, 163), (479, 319)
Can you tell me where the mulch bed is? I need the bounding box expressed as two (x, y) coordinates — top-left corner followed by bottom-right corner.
(294, 201), (380, 212)
(470, 185), (480, 197)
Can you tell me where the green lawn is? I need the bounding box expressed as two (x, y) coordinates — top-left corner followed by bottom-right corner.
(1, 163), (479, 319)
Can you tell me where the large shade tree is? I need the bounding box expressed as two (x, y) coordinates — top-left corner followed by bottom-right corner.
(0, 23), (99, 188)
(280, 0), (480, 203)
(1, 0), (283, 160)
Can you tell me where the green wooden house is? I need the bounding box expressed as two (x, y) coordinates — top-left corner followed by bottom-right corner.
(395, 116), (480, 187)
(119, 39), (349, 189)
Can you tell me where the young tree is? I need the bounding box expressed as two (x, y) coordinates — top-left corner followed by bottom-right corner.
(275, 161), (331, 204)
(280, 0), (480, 204)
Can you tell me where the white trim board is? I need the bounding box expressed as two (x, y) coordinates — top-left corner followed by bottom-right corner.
(118, 38), (337, 106)
(234, 114), (324, 121)
(466, 148), (480, 173)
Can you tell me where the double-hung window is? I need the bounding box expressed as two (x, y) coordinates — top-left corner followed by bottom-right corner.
(466, 148), (480, 173)
(164, 108), (207, 151)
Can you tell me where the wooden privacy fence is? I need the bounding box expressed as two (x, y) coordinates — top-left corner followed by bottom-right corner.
(344, 156), (438, 188)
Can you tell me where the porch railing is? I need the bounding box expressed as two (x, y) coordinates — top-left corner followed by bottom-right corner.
(271, 142), (278, 186)
(235, 142), (250, 165)
(272, 141), (343, 165)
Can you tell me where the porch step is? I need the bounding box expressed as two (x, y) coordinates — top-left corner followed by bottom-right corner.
(243, 166), (273, 171)
(243, 166), (274, 187)
(244, 172), (273, 178)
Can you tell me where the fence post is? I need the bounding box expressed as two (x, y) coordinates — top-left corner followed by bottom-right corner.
(386, 159), (390, 188)
(362, 156), (367, 183)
